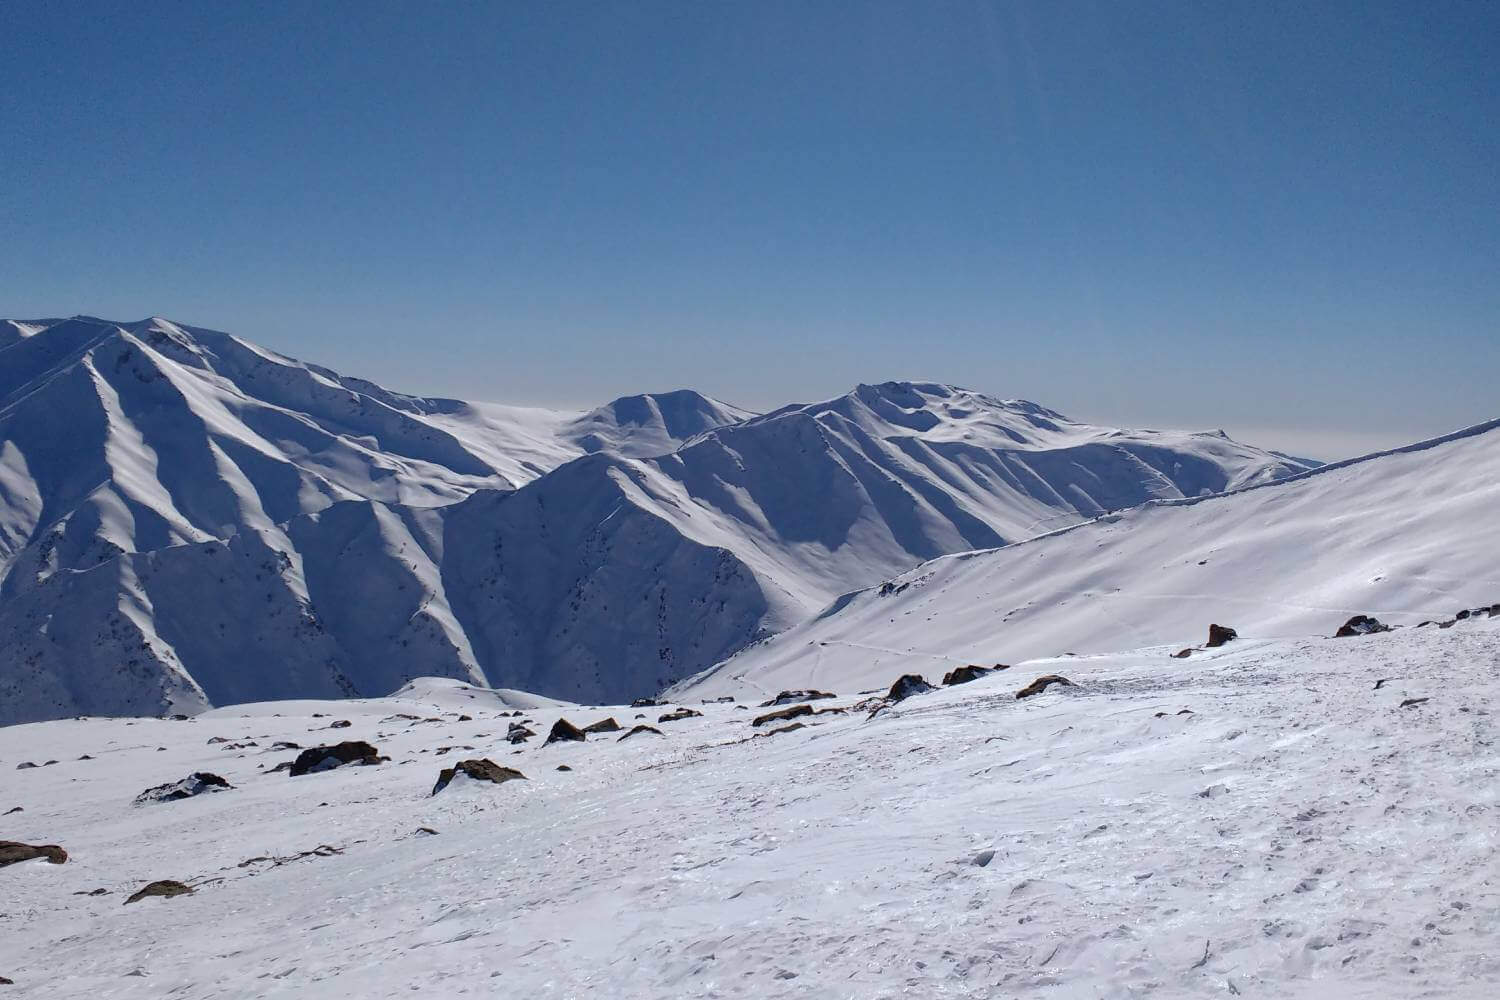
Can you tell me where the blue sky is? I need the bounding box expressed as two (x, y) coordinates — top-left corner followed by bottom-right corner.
(3, 1), (1495, 459)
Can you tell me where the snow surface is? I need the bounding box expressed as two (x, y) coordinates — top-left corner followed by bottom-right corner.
(2, 618), (1497, 997)
(676, 417), (1500, 701)
(0, 328), (1313, 722)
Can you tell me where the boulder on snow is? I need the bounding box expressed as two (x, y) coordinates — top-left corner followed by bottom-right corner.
(758, 690), (836, 707)
(618, 724), (663, 741)
(1171, 648), (1193, 659)
(506, 722), (536, 744)
(582, 717), (621, 734)
(432, 759), (527, 795)
(134, 772), (233, 805)
(887, 674), (934, 702)
(1336, 615), (1390, 638)
(1206, 624), (1238, 648)
(0, 841), (67, 867)
(125, 880), (194, 904)
(658, 707), (702, 723)
(942, 665), (994, 686)
(752, 704), (814, 727)
(544, 718), (587, 745)
(630, 698), (661, 708)
(287, 741), (382, 776)
(1016, 674), (1075, 699)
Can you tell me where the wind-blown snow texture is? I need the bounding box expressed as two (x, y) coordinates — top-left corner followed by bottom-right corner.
(677, 418), (1500, 701)
(2, 619), (1498, 997)
(0, 317), (1312, 723)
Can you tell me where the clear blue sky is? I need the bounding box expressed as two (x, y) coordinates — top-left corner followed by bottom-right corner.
(4, 1), (1496, 458)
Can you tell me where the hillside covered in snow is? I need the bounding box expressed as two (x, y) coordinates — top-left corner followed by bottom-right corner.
(3, 615), (1497, 996)
(676, 418), (1500, 701)
(0, 317), (1314, 723)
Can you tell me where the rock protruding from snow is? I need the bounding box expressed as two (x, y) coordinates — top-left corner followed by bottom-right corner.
(133, 772), (232, 805)
(1336, 615), (1391, 637)
(758, 690), (835, 707)
(752, 704), (815, 727)
(617, 725), (663, 741)
(1206, 624), (1238, 648)
(887, 675), (934, 702)
(124, 880), (193, 905)
(431, 759), (527, 795)
(942, 664), (1001, 686)
(657, 707), (702, 723)
(543, 719), (587, 745)
(288, 742), (381, 776)
(1016, 675), (1075, 699)
(0, 841), (67, 867)
(582, 717), (621, 734)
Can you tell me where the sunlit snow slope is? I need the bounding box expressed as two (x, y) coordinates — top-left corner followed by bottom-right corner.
(677, 418), (1500, 700)
(3, 619), (1498, 997)
(0, 318), (1311, 723)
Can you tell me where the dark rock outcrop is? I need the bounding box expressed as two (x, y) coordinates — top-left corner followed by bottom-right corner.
(432, 758), (527, 795)
(752, 704), (815, 727)
(630, 698), (661, 708)
(0, 841), (67, 867)
(506, 722), (536, 744)
(941, 665), (993, 686)
(758, 690), (836, 707)
(1206, 624), (1238, 648)
(658, 707), (703, 723)
(544, 719), (587, 745)
(1016, 674), (1075, 699)
(618, 725), (663, 741)
(288, 741), (382, 776)
(582, 717), (621, 734)
(134, 772), (233, 805)
(125, 880), (194, 904)
(1336, 615), (1390, 637)
(1171, 648), (1193, 659)
(887, 674), (934, 702)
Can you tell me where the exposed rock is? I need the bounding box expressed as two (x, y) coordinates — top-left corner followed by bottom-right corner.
(630, 698), (660, 708)
(972, 849), (997, 867)
(1016, 674), (1075, 699)
(432, 758), (527, 795)
(0, 975), (11, 984)
(206, 736), (230, 744)
(506, 722), (536, 744)
(270, 741), (300, 751)
(2, 807), (19, 815)
(1399, 697), (1430, 709)
(1206, 624), (1238, 648)
(134, 772), (233, 805)
(1171, 648), (1193, 659)
(887, 674), (934, 702)
(328, 719), (352, 729)
(13, 763), (35, 770)
(556, 764), (572, 771)
(1374, 678), (1391, 690)
(125, 880), (194, 904)
(752, 704), (814, 727)
(941, 665), (993, 686)
(658, 707), (702, 723)
(267, 761), (294, 774)
(582, 717), (621, 734)
(0, 841), (67, 867)
(702, 695), (736, 704)
(543, 718), (587, 745)
(288, 741), (382, 776)
(762, 722), (807, 737)
(457, 715), (473, 722)
(618, 725), (663, 741)
(1336, 615), (1390, 637)
(416, 827), (439, 836)
(758, 690), (836, 707)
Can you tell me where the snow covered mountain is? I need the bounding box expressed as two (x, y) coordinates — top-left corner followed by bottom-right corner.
(0, 318), (1314, 724)
(676, 417), (1500, 701)
(0, 316), (750, 591)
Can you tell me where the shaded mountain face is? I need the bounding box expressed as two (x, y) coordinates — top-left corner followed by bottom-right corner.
(0, 318), (1315, 724)
(672, 418), (1500, 702)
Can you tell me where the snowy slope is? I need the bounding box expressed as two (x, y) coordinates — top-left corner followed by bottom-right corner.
(676, 418), (1500, 701)
(2, 618), (1497, 997)
(0, 316), (752, 591)
(0, 362), (1313, 721)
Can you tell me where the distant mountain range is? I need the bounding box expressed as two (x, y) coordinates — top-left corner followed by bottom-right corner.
(0, 316), (1317, 723)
